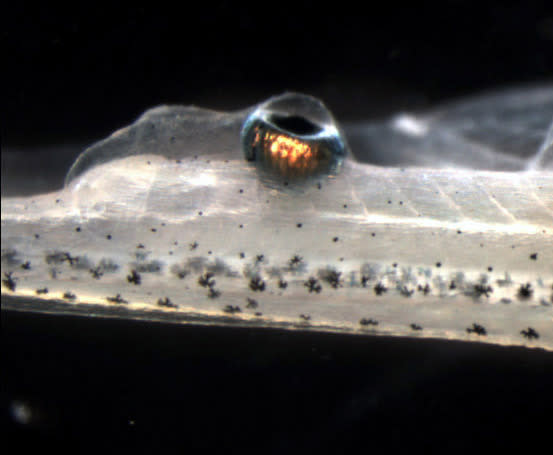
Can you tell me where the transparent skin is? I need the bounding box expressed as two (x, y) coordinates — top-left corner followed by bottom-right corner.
(2, 86), (552, 350)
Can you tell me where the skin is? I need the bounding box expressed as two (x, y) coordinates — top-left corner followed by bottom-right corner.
(2, 89), (552, 350)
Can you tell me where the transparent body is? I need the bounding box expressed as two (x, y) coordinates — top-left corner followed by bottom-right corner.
(2, 86), (552, 350)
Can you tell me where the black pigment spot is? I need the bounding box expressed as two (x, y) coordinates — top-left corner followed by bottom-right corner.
(521, 327), (539, 339)
(158, 297), (177, 308)
(106, 234), (112, 240)
(436, 262), (442, 268)
(278, 279), (288, 289)
(89, 267), (104, 280)
(21, 261), (31, 270)
(399, 286), (414, 297)
(487, 266), (493, 272)
(63, 292), (76, 300)
(106, 294), (128, 304)
(75, 227), (81, 232)
(417, 284), (431, 295)
(288, 255), (303, 269)
(127, 270), (142, 285)
(373, 282), (387, 296)
(466, 323), (487, 336)
(2, 272), (16, 291)
(410, 323), (423, 331)
(239, 252), (245, 259)
(473, 284), (493, 298)
(517, 283), (533, 300)
(223, 305), (241, 314)
(239, 189), (244, 193)
(246, 298), (258, 309)
(198, 211), (203, 216)
(198, 272), (216, 288)
(332, 237), (339, 243)
(151, 228), (157, 232)
(304, 277), (322, 293)
(249, 276), (266, 292)
(190, 241), (199, 250)
(171, 265), (188, 279)
(529, 253), (538, 260)
(256, 254), (265, 264)
(296, 223), (303, 228)
(319, 269), (342, 289)
(36, 288), (49, 295)
(208, 287), (221, 299)
(299, 314), (311, 321)
(34, 234), (40, 239)
(359, 318), (378, 326)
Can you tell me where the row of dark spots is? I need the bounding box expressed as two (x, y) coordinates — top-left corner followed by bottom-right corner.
(2, 271), (543, 341)
(359, 319), (424, 331)
(369, 279), (533, 302)
(357, 318), (538, 341)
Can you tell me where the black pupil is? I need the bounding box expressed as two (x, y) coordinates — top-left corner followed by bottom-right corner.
(270, 114), (322, 135)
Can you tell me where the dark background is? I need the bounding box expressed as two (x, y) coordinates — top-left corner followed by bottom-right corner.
(2, 1), (553, 453)
(3, 1), (552, 146)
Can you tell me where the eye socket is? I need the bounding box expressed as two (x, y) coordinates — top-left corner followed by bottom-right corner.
(241, 93), (349, 181)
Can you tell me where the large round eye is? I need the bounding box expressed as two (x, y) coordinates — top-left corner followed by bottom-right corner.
(241, 93), (349, 181)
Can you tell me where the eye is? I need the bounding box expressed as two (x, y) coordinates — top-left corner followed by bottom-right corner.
(241, 93), (349, 181)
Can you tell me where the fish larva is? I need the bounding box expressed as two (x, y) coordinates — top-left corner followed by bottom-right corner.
(2, 87), (552, 350)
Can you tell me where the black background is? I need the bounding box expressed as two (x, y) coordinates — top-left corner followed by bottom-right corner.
(2, 1), (553, 453)
(3, 1), (552, 146)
